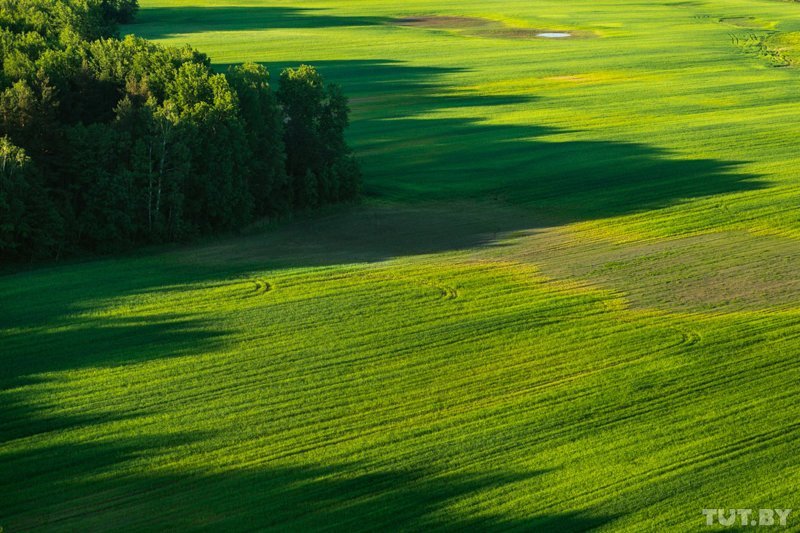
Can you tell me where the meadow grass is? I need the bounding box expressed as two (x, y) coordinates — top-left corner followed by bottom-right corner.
(3, 0), (800, 530)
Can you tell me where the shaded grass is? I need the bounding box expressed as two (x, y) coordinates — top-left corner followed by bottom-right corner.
(4, 439), (612, 532)
(131, 6), (388, 39)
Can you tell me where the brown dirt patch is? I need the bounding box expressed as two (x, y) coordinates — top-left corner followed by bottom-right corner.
(391, 16), (594, 40)
(509, 229), (800, 313)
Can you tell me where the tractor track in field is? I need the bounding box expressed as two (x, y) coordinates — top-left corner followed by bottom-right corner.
(230, 277), (273, 298)
(360, 272), (461, 302)
(396, 277), (460, 301)
(675, 327), (702, 348)
(251, 278), (272, 295)
(419, 279), (460, 300)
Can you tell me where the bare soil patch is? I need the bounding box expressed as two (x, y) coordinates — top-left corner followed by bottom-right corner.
(512, 229), (800, 313)
(391, 16), (593, 40)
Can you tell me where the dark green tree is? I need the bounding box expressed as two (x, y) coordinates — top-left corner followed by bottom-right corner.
(0, 136), (62, 258)
(278, 65), (360, 208)
(226, 62), (287, 216)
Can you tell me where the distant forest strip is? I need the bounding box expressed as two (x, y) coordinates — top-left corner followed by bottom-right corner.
(0, 0), (361, 260)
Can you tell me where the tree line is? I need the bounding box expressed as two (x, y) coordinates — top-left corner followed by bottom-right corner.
(0, 0), (360, 260)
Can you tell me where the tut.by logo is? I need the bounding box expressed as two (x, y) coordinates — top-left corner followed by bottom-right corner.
(702, 509), (791, 527)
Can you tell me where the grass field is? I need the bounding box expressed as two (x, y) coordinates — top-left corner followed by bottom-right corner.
(4, 0), (800, 530)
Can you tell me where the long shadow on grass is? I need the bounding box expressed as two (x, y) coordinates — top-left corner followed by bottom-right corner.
(1, 436), (614, 530)
(0, 313), (233, 444)
(128, 6), (388, 39)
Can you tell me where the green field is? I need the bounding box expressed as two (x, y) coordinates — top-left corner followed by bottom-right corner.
(4, 0), (800, 530)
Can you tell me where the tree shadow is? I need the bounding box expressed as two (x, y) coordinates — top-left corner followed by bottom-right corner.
(2, 314), (229, 385)
(1, 435), (615, 531)
(128, 6), (389, 40)
(361, 116), (760, 220)
(0, 312), (233, 446)
(256, 59), (763, 218)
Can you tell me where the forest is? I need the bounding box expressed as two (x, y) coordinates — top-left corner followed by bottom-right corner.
(0, 0), (360, 259)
